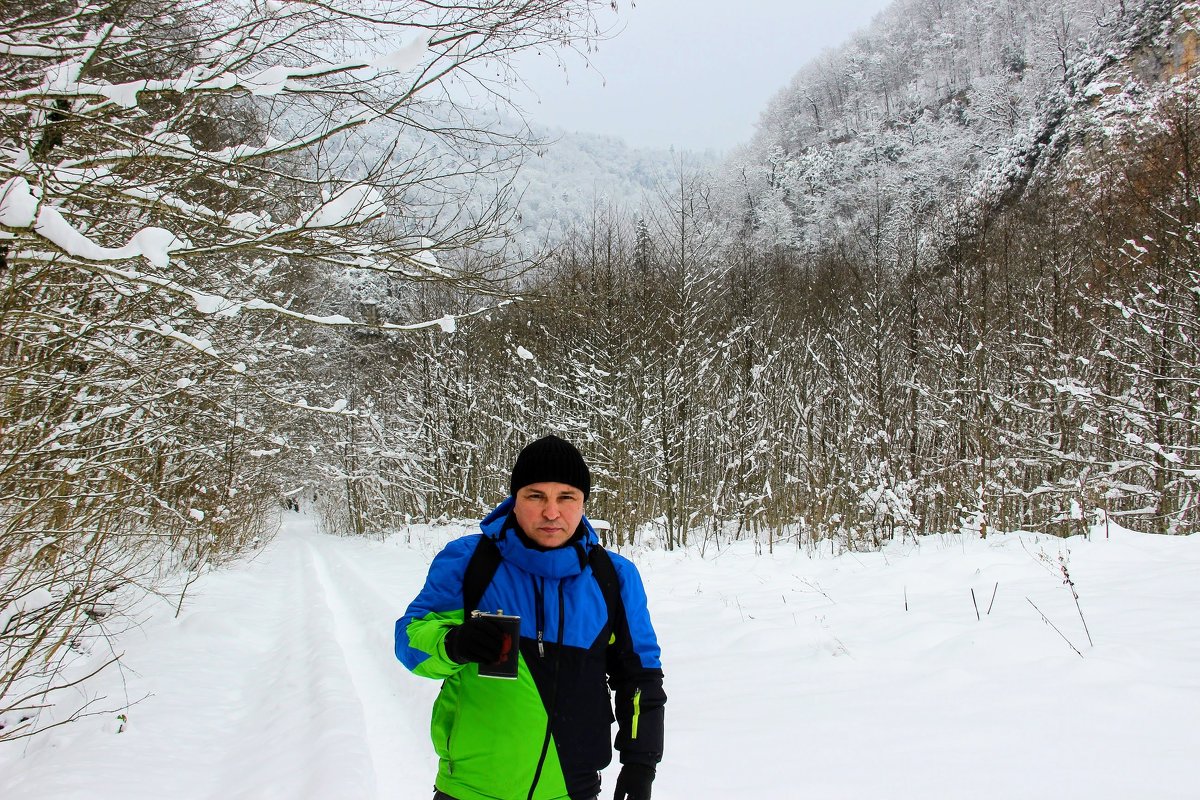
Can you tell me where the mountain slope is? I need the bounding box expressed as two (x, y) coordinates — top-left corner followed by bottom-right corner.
(732, 0), (1194, 248)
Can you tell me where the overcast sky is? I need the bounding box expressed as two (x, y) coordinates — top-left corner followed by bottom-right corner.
(507, 1), (896, 153)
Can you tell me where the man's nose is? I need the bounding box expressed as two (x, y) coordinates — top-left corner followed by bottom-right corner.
(544, 500), (561, 519)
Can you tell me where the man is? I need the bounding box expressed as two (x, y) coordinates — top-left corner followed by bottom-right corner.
(395, 435), (665, 800)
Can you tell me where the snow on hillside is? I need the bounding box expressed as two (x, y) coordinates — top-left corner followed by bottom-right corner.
(1, 515), (1197, 799)
(512, 128), (717, 247)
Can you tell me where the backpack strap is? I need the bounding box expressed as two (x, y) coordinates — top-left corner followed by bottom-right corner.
(587, 545), (627, 647)
(462, 535), (503, 614)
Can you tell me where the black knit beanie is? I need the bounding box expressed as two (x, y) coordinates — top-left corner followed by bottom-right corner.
(509, 435), (591, 500)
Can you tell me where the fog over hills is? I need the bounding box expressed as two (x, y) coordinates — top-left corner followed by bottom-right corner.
(511, 127), (719, 248)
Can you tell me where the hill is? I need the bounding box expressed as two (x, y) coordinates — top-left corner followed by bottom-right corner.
(512, 128), (717, 248)
(730, 0), (1194, 248)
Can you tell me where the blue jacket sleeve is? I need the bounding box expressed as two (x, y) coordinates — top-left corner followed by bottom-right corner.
(607, 553), (666, 766)
(394, 534), (480, 678)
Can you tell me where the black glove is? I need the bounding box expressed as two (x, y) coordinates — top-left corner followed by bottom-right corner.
(444, 614), (508, 664)
(613, 763), (655, 800)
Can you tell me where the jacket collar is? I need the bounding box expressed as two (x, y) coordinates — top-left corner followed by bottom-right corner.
(479, 496), (599, 579)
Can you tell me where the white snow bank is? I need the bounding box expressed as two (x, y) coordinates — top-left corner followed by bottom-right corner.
(0, 588), (55, 638)
(1, 519), (1196, 799)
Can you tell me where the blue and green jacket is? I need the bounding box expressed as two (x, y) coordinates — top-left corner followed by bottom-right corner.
(395, 497), (666, 800)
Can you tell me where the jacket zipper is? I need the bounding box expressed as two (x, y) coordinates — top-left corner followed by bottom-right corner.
(527, 580), (565, 800)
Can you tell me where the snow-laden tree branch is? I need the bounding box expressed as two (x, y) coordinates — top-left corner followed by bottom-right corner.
(0, 0), (612, 742)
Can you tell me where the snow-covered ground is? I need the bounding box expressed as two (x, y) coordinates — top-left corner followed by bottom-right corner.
(2, 515), (1198, 799)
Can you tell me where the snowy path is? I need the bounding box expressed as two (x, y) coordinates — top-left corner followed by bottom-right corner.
(0, 516), (442, 800)
(2, 516), (1199, 799)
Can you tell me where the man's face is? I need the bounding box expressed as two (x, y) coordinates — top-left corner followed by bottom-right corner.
(513, 482), (585, 548)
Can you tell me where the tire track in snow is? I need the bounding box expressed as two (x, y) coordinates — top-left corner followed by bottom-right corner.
(301, 526), (440, 799)
(206, 531), (378, 800)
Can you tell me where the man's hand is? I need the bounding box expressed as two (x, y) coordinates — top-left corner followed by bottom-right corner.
(613, 763), (655, 800)
(444, 614), (509, 664)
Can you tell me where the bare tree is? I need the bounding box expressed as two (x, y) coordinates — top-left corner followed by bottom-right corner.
(0, 0), (612, 740)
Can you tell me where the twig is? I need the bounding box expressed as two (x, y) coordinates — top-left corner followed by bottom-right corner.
(1026, 597), (1084, 658)
(1059, 557), (1094, 647)
(971, 588), (980, 621)
(904, 586), (908, 612)
(987, 582), (998, 615)
(0, 652), (126, 743)
(798, 577), (835, 604)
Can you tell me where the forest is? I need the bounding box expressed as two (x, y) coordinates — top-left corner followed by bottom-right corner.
(2, 0), (1198, 739)
(328, 0), (1200, 550)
